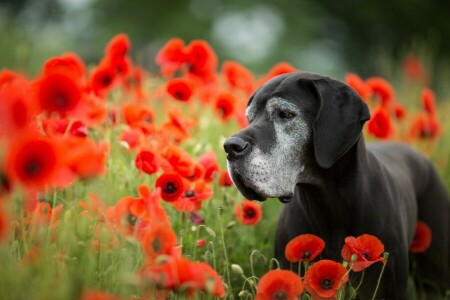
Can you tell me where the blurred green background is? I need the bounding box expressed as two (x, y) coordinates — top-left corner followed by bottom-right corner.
(1, 0), (450, 89)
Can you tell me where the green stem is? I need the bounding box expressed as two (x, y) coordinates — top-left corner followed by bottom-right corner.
(371, 254), (389, 300)
(218, 208), (232, 298)
(350, 270), (365, 299)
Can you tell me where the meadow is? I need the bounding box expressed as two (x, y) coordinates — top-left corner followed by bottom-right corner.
(0, 34), (448, 299)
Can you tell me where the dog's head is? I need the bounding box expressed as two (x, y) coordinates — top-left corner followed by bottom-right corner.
(224, 72), (370, 202)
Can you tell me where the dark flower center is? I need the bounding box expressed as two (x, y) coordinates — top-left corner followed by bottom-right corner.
(185, 190), (196, 198)
(321, 278), (333, 290)
(55, 93), (67, 107)
(126, 214), (138, 226)
(152, 239), (161, 252)
(25, 160), (42, 177)
(244, 208), (256, 219)
(101, 75), (112, 86)
(362, 252), (371, 260)
(0, 173), (11, 193)
(273, 291), (287, 300)
(164, 182), (177, 194)
(301, 251), (312, 260)
(175, 91), (185, 100)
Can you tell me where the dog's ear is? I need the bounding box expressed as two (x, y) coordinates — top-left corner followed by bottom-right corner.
(312, 78), (370, 169)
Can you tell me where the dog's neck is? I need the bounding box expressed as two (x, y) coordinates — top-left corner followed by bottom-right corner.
(293, 136), (375, 238)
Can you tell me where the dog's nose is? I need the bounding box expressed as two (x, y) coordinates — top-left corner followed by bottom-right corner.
(224, 137), (251, 160)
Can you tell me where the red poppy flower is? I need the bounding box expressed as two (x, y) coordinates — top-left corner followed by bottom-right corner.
(214, 91), (237, 122)
(198, 150), (220, 183)
(409, 115), (440, 140)
(341, 234), (385, 272)
(0, 77), (37, 136)
(367, 107), (393, 139)
(285, 234), (325, 263)
(421, 87), (436, 116)
(171, 180), (213, 212)
(185, 40), (218, 79)
(160, 106), (196, 143)
(155, 172), (185, 202)
(303, 260), (348, 300)
(6, 133), (61, 189)
(366, 77), (395, 106)
(196, 239), (207, 247)
(141, 223), (178, 262)
(161, 144), (196, 178)
(393, 103), (407, 120)
(235, 200), (263, 226)
(121, 102), (155, 134)
(63, 138), (109, 179)
(345, 73), (372, 100)
(155, 38), (186, 77)
(218, 170), (233, 187)
(410, 221), (432, 253)
(255, 269), (304, 300)
(119, 128), (143, 150)
(43, 52), (86, 82)
(88, 63), (117, 97)
(257, 62), (298, 86)
(36, 71), (82, 116)
(166, 77), (194, 102)
(222, 61), (254, 94)
(105, 33), (131, 58)
(42, 118), (88, 138)
(141, 257), (225, 298)
(135, 150), (159, 175)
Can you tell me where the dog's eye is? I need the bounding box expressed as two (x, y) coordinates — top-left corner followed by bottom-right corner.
(278, 111), (296, 119)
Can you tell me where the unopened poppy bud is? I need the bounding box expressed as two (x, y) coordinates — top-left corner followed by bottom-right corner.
(231, 264), (244, 275)
(383, 252), (390, 260)
(351, 254), (358, 262)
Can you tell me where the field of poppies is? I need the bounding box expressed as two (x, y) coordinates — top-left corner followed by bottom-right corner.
(0, 34), (449, 299)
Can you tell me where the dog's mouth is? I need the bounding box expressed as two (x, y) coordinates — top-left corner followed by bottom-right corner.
(227, 166), (293, 204)
(230, 171), (266, 201)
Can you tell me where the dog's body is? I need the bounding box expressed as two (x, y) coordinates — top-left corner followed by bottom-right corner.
(224, 72), (450, 299)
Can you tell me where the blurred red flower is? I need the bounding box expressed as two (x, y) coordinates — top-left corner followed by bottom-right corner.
(81, 290), (122, 300)
(121, 102), (155, 134)
(410, 221), (432, 253)
(185, 40), (218, 80)
(303, 259), (348, 300)
(409, 115), (440, 140)
(218, 170), (233, 187)
(135, 150), (159, 175)
(36, 71), (82, 116)
(235, 200), (262, 226)
(345, 73), (372, 101)
(88, 63), (117, 97)
(0, 208), (9, 240)
(42, 119), (88, 138)
(43, 52), (86, 83)
(285, 234), (325, 263)
(341, 234), (385, 272)
(366, 77), (395, 106)
(171, 180), (213, 212)
(25, 202), (64, 228)
(403, 54), (428, 82)
(119, 128), (144, 150)
(255, 269), (304, 300)
(421, 87), (436, 116)
(367, 107), (393, 139)
(214, 91), (237, 122)
(166, 77), (194, 102)
(198, 150), (220, 182)
(155, 38), (186, 77)
(141, 257), (225, 298)
(155, 171), (185, 202)
(105, 33), (131, 58)
(141, 222), (178, 262)
(393, 103), (407, 120)
(6, 133), (62, 190)
(222, 61), (254, 94)
(257, 62), (298, 86)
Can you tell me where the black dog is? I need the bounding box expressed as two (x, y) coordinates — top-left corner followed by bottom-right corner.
(224, 72), (450, 299)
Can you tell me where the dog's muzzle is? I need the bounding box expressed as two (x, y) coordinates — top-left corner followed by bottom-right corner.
(223, 136), (251, 161)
